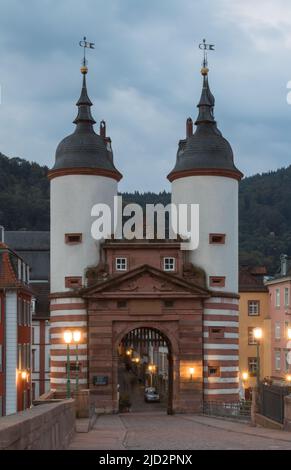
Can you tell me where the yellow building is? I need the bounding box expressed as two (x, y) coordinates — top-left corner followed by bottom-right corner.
(239, 266), (271, 395)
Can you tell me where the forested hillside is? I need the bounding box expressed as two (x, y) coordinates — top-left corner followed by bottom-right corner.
(0, 152), (290, 273)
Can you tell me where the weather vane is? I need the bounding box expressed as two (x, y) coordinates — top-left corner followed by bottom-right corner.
(79, 36), (95, 67)
(199, 38), (215, 68)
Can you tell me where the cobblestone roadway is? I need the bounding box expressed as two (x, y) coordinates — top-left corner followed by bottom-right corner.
(69, 412), (291, 450)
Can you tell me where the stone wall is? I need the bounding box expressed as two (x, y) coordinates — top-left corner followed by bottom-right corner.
(0, 399), (75, 450)
(284, 395), (291, 431)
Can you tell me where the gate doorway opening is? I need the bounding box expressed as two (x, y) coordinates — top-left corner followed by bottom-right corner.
(118, 327), (173, 414)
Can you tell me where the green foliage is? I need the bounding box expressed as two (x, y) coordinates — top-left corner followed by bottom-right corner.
(0, 152), (290, 274)
(0, 153), (49, 230)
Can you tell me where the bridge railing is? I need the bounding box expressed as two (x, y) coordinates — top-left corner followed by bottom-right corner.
(0, 399), (75, 450)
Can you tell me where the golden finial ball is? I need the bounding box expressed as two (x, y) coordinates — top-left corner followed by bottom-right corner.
(80, 65), (88, 74)
(201, 67), (209, 76)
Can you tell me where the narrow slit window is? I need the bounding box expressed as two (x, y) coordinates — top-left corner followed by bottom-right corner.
(208, 366), (220, 377)
(209, 233), (226, 244)
(209, 276), (225, 287)
(65, 277), (82, 288)
(65, 233), (82, 244)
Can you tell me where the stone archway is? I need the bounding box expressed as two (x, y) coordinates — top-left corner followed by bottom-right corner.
(115, 326), (175, 414)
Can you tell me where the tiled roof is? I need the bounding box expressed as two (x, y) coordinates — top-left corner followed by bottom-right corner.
(0, 243), (24, 288)
(239, 265), (268, 292)
(5, 231), (50, 281)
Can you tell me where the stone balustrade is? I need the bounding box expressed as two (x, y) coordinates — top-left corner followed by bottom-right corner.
(0, 399), (75, 450)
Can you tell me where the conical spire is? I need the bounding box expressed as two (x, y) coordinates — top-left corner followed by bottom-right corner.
(167, 53), (243, 182)
(195, 68), (216, 125)
(73, 68), (96, 127)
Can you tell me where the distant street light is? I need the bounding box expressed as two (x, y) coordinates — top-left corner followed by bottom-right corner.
(253, 328), (263, 390)
(287, 328), (291, 340)
(242, 371), (249, 382)
(64, 330), (73, 398)
(73, 330), (81, 394)
(189, 367), (195, 381)
(21, 370), (28, 380)
(148, 364), (156, 387)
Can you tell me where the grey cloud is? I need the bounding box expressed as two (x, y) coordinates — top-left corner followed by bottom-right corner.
(0, 0), (290, 192)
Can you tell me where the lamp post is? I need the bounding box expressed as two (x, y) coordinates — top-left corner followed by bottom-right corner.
(73, 330), (81, 394)
(241, 371), (249, 400)
(148, 364), (156, 387)
(189, 367), (195, 381)
(253, 327), (263, 390)
(64, 330), (72, 398)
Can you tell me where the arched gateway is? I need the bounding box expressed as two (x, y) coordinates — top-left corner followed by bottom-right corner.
(118, 327), (173, 414)
(81, 239), (211, 414)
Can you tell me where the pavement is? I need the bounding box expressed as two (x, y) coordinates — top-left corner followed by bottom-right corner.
(69, 411), (291, 450)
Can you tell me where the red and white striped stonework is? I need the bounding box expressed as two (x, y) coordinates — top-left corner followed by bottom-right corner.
(203, 296), (239, 401)
(50, 296), (88, 392)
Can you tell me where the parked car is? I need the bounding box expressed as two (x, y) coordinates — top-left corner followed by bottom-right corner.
(144, 387), (160, 403)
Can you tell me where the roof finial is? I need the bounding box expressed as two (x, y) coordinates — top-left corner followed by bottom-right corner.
(199, 38), (215, 76)
(79, 36), (95, 74)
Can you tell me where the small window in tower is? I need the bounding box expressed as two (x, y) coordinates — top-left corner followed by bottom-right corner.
(163, 257), (176, 272)
(65, 277), (82, 289)
(209, 327), (224, 339)
(209, 233), (226, 244)
(65, 233), (82, 244)
(117, 300), (127, 309)
(208, 366), (220, 377)
(209, 276), (225, 287)
(164, 300), (174, 308)
(116, 257), (127, 271)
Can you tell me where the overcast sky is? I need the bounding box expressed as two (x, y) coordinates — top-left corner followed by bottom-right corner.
(0, 0), (291, 192)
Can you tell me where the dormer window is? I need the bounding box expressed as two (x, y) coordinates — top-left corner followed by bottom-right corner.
(116, 257), (127, 271)
(163, 257), (175, 272)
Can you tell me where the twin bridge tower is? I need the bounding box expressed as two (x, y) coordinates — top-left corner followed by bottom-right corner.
(48, 39), (243, 412)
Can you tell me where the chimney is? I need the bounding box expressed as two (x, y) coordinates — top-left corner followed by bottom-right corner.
(0, 226), (4, 243)
(280, 254), (288, 276)
(100, 120), (106, 139)
(186, 117), (193, 138)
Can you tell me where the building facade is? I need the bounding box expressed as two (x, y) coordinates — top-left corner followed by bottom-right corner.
(0, 242), (32, 416)
(5, 231), (51, 399)
(265, 256), (291, 382)
(239, 266), (271, 395)
(48, 58), (243, 412)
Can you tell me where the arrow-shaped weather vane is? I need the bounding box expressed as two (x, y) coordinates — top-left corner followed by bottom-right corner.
(199, 38), (215, 67)
(79, 36), (95, 67)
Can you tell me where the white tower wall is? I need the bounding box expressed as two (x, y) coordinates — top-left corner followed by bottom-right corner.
(50, 174), (117, 293)
(172, 175), (238, 293)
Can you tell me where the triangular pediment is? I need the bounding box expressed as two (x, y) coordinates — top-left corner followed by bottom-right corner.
(82, 264), (209, 298)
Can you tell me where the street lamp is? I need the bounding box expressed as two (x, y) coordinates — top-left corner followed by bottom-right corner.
(21, 370), (28, 380)
(286, 374), (291, 383)
(189, 367), (195, 381)
(73, 330), (81, 394)
(64, 330), (72, 398)
(148, 364), (156, 387)
(287, 328), (291, 340)
(253, 327), (263, 390)
(242, 371), (249, 382)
